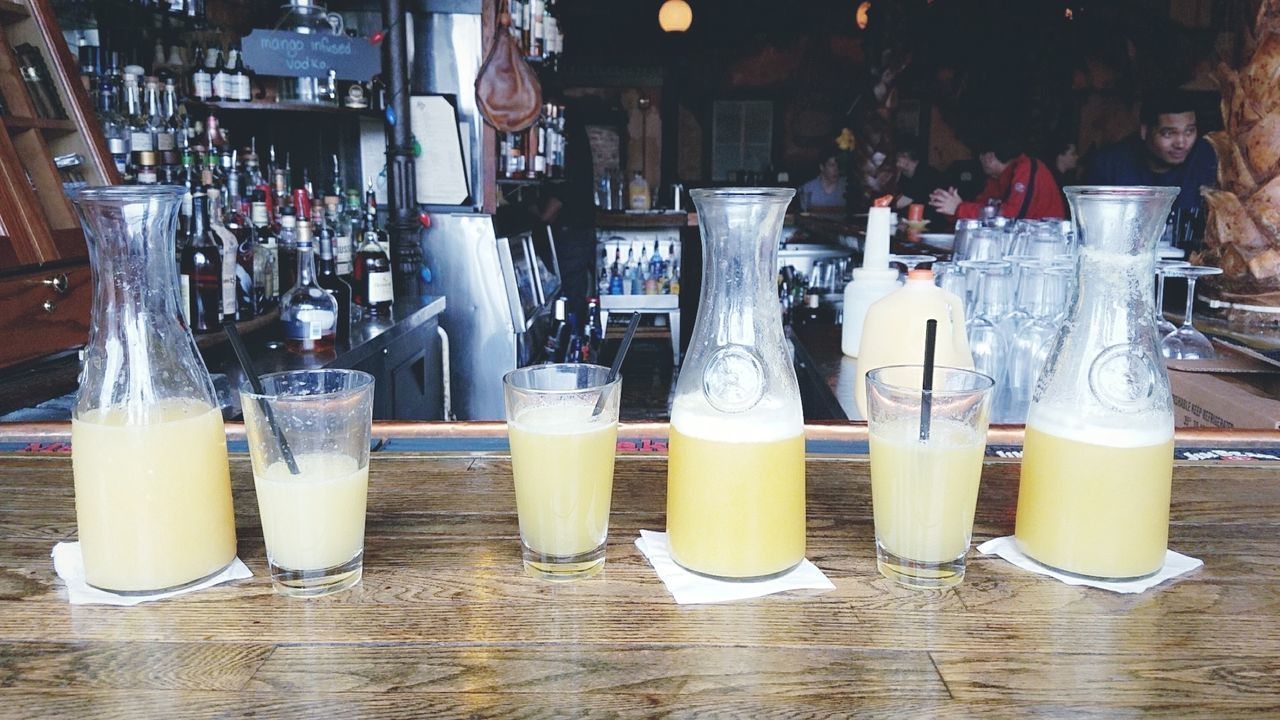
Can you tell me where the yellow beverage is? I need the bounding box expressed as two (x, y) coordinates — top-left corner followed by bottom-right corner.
(870, 418), (985, 564)
(509, 405), (617, 557)
(666, 420), (806, 578)
(254, 453), (369, 571)
(71, 399), (236, 593)
(1016, 419), (1173, 578)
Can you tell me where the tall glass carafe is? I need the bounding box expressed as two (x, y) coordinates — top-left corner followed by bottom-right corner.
(1015, 186), (1178, 579)
(666, 188), (805, 579)
(70, 186), (237, 594)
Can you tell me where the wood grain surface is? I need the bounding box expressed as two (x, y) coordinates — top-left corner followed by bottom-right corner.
(1, 435), (1279, 718)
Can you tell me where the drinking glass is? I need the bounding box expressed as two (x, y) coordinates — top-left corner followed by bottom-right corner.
(1160, 265), (1224, 360)
(959, 261), (1013, 408)
(1004, 260), (1059, 424)
(504, 363), (621, 580)
(867, 365), (994, 588)
(1155, 260), (1191, 337)
(242, 369), (375, 598)
(959, 227), (1003, 261)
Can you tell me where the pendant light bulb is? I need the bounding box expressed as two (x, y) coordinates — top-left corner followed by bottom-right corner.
(659, 0), (693, 33)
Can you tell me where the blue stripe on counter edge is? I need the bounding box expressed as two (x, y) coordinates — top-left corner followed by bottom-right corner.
(8, 439), (1279, 462)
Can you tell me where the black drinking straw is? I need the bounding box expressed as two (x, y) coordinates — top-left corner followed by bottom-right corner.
(223, 322), (301, 475)
(919, 319), (938, 443)
(592, 312), (642, 418)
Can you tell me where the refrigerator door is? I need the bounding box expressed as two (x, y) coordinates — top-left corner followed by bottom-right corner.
(420, 213), (518, 420)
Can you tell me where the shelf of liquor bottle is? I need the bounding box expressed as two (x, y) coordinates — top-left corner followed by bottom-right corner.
(0, 0), (28, 23)
(0, 115), (76, 134)
(50, 0), (217, 33)
(189, 99), (379, 117)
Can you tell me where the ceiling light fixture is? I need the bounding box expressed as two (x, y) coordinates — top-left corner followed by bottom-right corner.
(856, 1), (872, 30)
(659, 0), (693, 33)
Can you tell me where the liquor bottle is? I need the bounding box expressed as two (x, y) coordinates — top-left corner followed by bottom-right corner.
(160, 77), (184, 163)
(223, 173), (257, 319)
(231, 42), (254, 102)
(338, 189), (362, 279)
(123, 74), (149, 179)
(541, 297), (568, 363)
(329, 153), (344, 199)
(524, 119), (540, 179)
(325, 195), (351, 277)
(352, 190), (393, 315)
(251, 199), (279, 310)
(143, 77), (171, 164)
(190, 45), (212, 101)
(222, 46), (245, 102)
(96, 82), (129, 176)
(179, 192), (222, 333)
(280, 219), (338, 352)
(597, 247), (611, 296)
(276, 208), (298, 294)
(315, 216), (352, 346)
(609, 246), (623, 295)
(206, 188), (239, 322)
(210, 46), (228, 103)
(584, 297), (603, 363)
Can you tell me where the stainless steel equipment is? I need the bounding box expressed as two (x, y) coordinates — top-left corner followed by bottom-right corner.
(412, 0), (485, 210)
(420, 214), (560, 419)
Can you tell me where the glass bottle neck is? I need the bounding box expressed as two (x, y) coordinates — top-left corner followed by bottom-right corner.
(295, 244), (317, 286)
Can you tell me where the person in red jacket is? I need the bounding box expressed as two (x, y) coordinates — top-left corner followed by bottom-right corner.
(928, 138), (1065, 220)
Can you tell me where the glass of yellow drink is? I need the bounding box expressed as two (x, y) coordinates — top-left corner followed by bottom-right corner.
(241, 369), (375, 597)
(504, 364), (621, 581)
(866, 365), (994, 588)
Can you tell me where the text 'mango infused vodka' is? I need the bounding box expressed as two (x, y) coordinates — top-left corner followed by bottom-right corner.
(666, 188), (806, 579)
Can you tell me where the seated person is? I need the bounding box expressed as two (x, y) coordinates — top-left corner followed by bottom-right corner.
(893, 143), (945, 221)
(1045, 138), (1080, 188)
(929, 137), (1065, 220)
(799, 153), (847, 211)
(1085, 88), (1216, 212)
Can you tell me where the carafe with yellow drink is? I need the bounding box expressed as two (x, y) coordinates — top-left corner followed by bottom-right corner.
(666, 187), (806, 579)
(69, 186), (237, 594)
(1016, 186), (1178, 579)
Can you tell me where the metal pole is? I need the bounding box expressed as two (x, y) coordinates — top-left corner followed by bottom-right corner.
(382, 0), (422, 298)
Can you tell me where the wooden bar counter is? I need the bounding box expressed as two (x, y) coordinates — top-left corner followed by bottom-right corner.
(1, 422), (1279, 718)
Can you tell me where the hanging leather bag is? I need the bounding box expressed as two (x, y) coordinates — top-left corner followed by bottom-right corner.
(475, 0), (543, 132)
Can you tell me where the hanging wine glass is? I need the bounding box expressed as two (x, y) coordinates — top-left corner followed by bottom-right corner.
(1160, 265), (1224, 360)
(1154, 259), (1190, 338)
(887, 253), (937, 276)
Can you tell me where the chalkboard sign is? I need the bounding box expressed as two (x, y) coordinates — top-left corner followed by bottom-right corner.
(241, 29), (380, 82)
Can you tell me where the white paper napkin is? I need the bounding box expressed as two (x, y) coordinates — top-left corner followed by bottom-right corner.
(976, 536), (1203, 594)
(635, 529), (834, 604)
(52, 541), (252, 606)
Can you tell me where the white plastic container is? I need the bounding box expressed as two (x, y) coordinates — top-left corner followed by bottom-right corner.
(854, 268), (975, 416)
(841, 204), (898, 356)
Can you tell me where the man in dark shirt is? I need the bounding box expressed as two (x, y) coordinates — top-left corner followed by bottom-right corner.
(1086, 89), (1217, 212)
(893, 144), (945, 221)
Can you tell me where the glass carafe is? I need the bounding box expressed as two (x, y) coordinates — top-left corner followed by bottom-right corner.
(666, 188), (806, 579)
(1015, 186), (1178, 579)
(70, 186), (237, 594)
